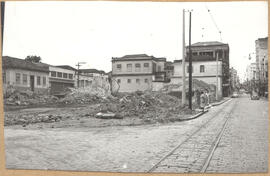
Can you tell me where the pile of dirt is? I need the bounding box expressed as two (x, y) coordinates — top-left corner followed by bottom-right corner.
(58, 85), (112, 104)
(94, 91), (187, 121)
(4, 90), (59, 106)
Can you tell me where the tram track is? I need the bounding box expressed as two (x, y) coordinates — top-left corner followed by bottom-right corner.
(147, 98), (236, 173)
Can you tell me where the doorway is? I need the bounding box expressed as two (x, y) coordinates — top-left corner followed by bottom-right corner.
(30, 75), (34, 91)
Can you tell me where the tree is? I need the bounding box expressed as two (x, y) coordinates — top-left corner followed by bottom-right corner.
(25, 55), (42, 63)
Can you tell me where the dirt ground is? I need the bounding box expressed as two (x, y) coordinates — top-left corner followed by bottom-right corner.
(4, 103), (198, 130)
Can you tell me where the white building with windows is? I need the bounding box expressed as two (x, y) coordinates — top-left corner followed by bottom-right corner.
(111, 54), (167, 93)
(2, 56), (50, 95)
(171, 55), (223, 96)
(48, 66), (76, 95)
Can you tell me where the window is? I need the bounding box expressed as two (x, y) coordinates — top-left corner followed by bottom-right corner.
(2, 72), (6, 84)
(37, 76), (41, 85)
(127, 64), (132, 72)
(145, 79), (148, 83)
(16, 73), (21, 84)
(136, 79), (140, 84)
(43, 77), (46, 86)
(135, 63), (141, 72)
(63, 73), (68, 78)
(144, 63), (149, 67)
(127, 79), (131, 83)
(116, 64), (122, 71)
(200, 65), (205, 73)
(51, 71), (56, 77)
(187, 66), (193, 73)
(23, 74), (27, 85)
(57, 72), (62, 78)
(68, 74), (73, 79)
(158, 66), (161, 72)
(117, 79), (121, 83)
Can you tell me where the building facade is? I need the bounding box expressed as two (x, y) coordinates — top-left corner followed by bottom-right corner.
(171, 55), (223, 97)
(78, 69), (109, 88)
(49, 66), (76, 95)
(111, 54), (167, 93)
(2, 56), (50, 95)
(245, 63), (257, 81)
(229, 67), (240, 92)
(255, 37), (268, 95)
(186, 41), (230, 97)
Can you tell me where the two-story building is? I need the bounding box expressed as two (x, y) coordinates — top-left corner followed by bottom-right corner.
(2, 56), (50, 95)
(111, 54), (167, 93)
(171, 55), (223, 97)
(186, 41), (230, 97)
(48, 65), (76, 95)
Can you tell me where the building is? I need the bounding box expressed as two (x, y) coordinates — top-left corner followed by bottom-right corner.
(230, 67), (240, 92)
(171, 55), (223, 97)
(2, 56), (50, 95)
(245, 63), (257, 81)
(255, 37), (268, 95)
(111, 54), (167, 93)
(48, 65), (76, 95)
(186, 41), (230, 97)
(78, 69), (109, 88)
(164, 61), (174, 81)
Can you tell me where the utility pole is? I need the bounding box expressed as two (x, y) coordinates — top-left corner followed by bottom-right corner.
(76, 62), (86, 88)
(216, 52), (219, 101)
(182, 9), (186, 107)
(188, 11), (192, 110)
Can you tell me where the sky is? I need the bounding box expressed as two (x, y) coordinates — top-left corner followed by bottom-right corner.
(2, 1), (268, 81)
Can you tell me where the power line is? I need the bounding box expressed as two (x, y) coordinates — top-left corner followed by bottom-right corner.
(205, 4), (222, 41)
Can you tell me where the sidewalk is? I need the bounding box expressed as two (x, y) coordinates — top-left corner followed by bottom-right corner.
(180, 97), (232, 122)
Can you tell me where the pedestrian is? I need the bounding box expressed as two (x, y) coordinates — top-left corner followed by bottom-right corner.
(205, 89), (210, 106)
(200, 91), (205, 110)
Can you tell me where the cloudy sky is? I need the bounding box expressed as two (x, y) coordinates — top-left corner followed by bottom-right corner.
(2, 1), (268, 80)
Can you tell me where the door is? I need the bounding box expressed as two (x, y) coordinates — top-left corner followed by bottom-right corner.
(30, 75), (34, 91)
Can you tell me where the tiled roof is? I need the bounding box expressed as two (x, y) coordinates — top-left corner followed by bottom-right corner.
(112, 54), (166, 62)
(2, 56), (49, 72)
(174, 55), (221, 63)
(191, 41), (228, 47)
(56, 65), (77, 71)
(79, 69), (105, 74)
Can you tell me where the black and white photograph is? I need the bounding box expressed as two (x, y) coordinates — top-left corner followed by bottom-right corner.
(1, 0), (268, 174)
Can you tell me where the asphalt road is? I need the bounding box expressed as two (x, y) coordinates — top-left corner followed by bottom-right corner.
(4, 94), (268, 173)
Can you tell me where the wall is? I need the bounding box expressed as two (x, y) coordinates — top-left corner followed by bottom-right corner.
(112, 60), (153, 75)
(173, 61), (222, 77)
(112, 75), (153, 93)
(3, 68), (49, 94)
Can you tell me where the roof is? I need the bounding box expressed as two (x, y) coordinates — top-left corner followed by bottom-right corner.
(191, 41), (228, 47)
(173, 55), (221, 63)
(56, 65), (77, 71)
(79, 69), (105, 74)
(2, 56), (49, 72)
(112, 54), (166, 62)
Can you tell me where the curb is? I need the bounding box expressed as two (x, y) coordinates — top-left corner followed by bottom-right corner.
(178, 109), (209, 122)
(211, 98), (231, 106)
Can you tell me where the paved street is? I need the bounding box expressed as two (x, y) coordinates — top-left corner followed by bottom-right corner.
(4, 94), (268, 173)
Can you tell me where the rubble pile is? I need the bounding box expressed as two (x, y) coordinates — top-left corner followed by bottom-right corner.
(58, 85), (112, 104)
(95, 91), (183, 120)
(4, 90), (58, 106)
(5, 113), (64, 126)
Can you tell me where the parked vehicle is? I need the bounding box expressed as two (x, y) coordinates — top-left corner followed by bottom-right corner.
(251, 91), (260, 100)
(231, 92), (239, 98)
